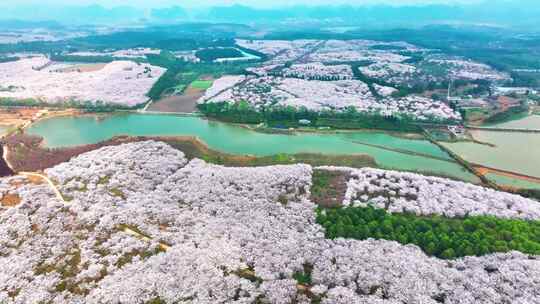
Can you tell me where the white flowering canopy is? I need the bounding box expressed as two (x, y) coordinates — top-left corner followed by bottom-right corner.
(0, 141), (538, 303)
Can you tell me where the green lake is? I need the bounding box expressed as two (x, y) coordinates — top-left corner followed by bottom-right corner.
(26, 113), (478, 182)
(443, 116), (540, 179)
(485, 173), (540, 190)
(486, 114), (540, 129)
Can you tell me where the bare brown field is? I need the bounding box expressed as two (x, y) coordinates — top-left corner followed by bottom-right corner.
(0, 108), (80, 131)
(310, 169), (350, 208)
(148, 76), (215, 113)
(1, 193), (21, 207)
(0, 108), (39, 127)
(147, 88), (204, 113)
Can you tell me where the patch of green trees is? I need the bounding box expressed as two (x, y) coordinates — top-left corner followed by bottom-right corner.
(197, 101), (432, 132)
(146, 52), (187, 100)
(317, 206), (540, 259)
(484, 100), (529, 124)
(0, 98), (134, 112)
(146, 51), (253, 100)
(0, 56), (19, 63)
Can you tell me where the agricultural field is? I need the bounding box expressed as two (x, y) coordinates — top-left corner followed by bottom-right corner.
(189, 79), (214, 90)
(147, 78), (214, 113)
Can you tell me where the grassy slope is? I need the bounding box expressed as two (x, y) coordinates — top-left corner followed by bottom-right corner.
(189, 80), (214, 90)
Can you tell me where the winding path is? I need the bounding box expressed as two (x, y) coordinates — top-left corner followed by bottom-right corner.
(16, 169), (172, 251)
(19, 172), (64, 201)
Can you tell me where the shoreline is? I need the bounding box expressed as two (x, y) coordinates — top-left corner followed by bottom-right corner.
(20, 108), (538, 192)
(178, 114), (428, 140)
(10, 112), (540, 193)
(26, 109), (430, 142)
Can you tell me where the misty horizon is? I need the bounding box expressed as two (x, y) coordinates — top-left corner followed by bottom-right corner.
(0, 0), (536, 29)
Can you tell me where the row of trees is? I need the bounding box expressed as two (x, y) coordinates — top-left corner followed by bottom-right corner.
(484, 100), (529, 124)
(0, 56), (19, 63)
(197, 101), (424, 131)
(0, 98), (134, 112)
(146, 52), (188, 100)
(317, 206), (540, 259)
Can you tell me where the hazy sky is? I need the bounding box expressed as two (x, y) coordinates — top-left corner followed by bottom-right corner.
(3, 0), (482, 8)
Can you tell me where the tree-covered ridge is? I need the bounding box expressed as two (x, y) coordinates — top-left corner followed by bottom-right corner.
(317, 206), (540, 259)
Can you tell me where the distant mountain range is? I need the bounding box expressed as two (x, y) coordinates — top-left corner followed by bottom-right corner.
(0, 1), (538, 29)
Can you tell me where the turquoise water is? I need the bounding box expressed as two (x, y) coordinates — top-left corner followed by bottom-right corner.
(443, 130), (540, 179)
(27, 114), (477, 182)
(485, 173), (540, 190)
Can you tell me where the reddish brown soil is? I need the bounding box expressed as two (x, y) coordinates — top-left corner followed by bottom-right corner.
(1, 193), (21, 207)
(310, 170), (350, 208)
(147, 88), (204, 113)
(3, 133), (144, 173)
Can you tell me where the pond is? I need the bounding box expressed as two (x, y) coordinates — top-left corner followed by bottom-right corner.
(26, 113), (478, 182)
(487, 114), (540, 129)
(443, 130), (540, 178)
(485, 173), (540, 190)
